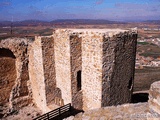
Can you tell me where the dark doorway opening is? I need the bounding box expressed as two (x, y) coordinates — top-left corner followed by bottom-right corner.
(128, 77), (133, 90)
(0, 48), (15, 58)
(131, 93), (149, 103)
(77, 71), (81, 91)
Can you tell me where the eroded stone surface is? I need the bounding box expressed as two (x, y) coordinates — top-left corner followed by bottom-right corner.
(148, 81), (160, 119)
(0, 38), (32, 111)
(64, 103), (148, 120)
(0, 29), (138, 114)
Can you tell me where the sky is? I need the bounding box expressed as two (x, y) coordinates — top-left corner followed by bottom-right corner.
(0, 0), (160, 21)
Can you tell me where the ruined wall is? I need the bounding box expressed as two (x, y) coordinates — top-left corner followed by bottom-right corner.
(53, 30), (72, 105)
(52, 29), (137, 111)
(29, 37), (47, 112)
(102, 31), (137, 106)
(0, 49), (16, 104)
(70, 34), (82, 109)
(82, 32), (103, 110)
(0, 38), (31, 110)
(41, 37), (56, 105)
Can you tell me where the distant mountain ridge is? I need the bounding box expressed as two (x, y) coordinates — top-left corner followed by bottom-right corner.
(0, 19), (126, 27)
(50, 19), (126, 24)
(143, 20), (160, 24)
(0, 19), (159, 27)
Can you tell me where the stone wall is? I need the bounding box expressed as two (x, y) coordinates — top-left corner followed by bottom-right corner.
(52, 29), (137, 111)
(0, 29), (138, 113)
(0, 38), (31, 110)
(81, 32), (103, 111)
(53, 30), (72, 105)
(0, 49), (16, 104)
(102, 31), (137, 106)
(41, 37), (56, 105)
(65, 80), (160, 120)
(70, 34), (82, 110)
(29, 37), (47, 112)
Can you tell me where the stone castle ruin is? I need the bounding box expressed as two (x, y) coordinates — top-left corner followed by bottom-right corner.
(0, 29), (137, 113)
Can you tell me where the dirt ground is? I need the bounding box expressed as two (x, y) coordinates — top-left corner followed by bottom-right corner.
(0, 104), (42, 120)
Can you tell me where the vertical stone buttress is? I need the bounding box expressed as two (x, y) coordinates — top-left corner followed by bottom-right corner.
(82, 32), (103, 110)
(102, 31), (137, 106)
(41, 37), (56, 105)
(70, 34), (82, 110)
(29, 37), (47, 112)
(53, 30), (72, 105)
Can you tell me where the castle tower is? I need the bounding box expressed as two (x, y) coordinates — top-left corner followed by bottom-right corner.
(53, 29), (137, 111)
(29, 29), (137, 112)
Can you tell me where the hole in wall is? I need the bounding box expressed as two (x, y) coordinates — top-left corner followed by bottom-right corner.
(0, 48), (15, 58)
(131, 93), (149, 103)
(77, 70), (81, 91)
(128, 77), (133, 90)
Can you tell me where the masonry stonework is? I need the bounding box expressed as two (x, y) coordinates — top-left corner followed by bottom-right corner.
(41, 37), (56, 105)
(70, 34), (82, 109)
(0, 49), (16, 104)
(0, 29), (138, 114)
(52, 29), (137, 111)
(81, 31), (103, 110)
(0, 38), (32, 110)
(102, 31), (137, 106)
(53, 30), (72, 106)
(29, 37), (48, 112)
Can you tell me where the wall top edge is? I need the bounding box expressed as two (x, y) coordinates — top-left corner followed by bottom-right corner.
(53, 28), (137, 38)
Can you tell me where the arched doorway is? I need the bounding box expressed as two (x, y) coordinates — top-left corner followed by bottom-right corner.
(0, 48), (16, 105)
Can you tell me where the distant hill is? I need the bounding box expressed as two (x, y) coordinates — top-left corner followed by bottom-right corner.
(0, 20), (50, 27)
(0, 19), (159, 27)
(142, 20), (160, 24)
(50, 19), (126, 25)
(0, 21), (12, 27)
(0, 19), (126, 27)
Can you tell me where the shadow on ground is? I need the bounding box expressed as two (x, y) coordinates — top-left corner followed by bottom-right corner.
(52, 107), (83, 120)
(132, 93), (149, 103)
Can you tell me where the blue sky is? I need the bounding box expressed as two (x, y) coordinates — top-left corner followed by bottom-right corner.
(0, 0), (160, 21)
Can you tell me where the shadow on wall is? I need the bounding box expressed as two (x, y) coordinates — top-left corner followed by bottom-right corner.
(131, 93), (149, 103)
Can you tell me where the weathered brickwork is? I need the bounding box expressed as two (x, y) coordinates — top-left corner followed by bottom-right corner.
(0, 53), (16, 104)
(102, 31), (137, 106)
(0, 38), (31, 110)
(70, 34), (82, 110)
(28, 37), (47, 112)
(65, 80), (160, 120)
(51, 29), (137, 111)
(53, 30), (72, 105)
(0, 29), (138, 114)
(3, 29), (160, 119)
(81, 32), (103, 110)
(41, 37), (56, 104)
